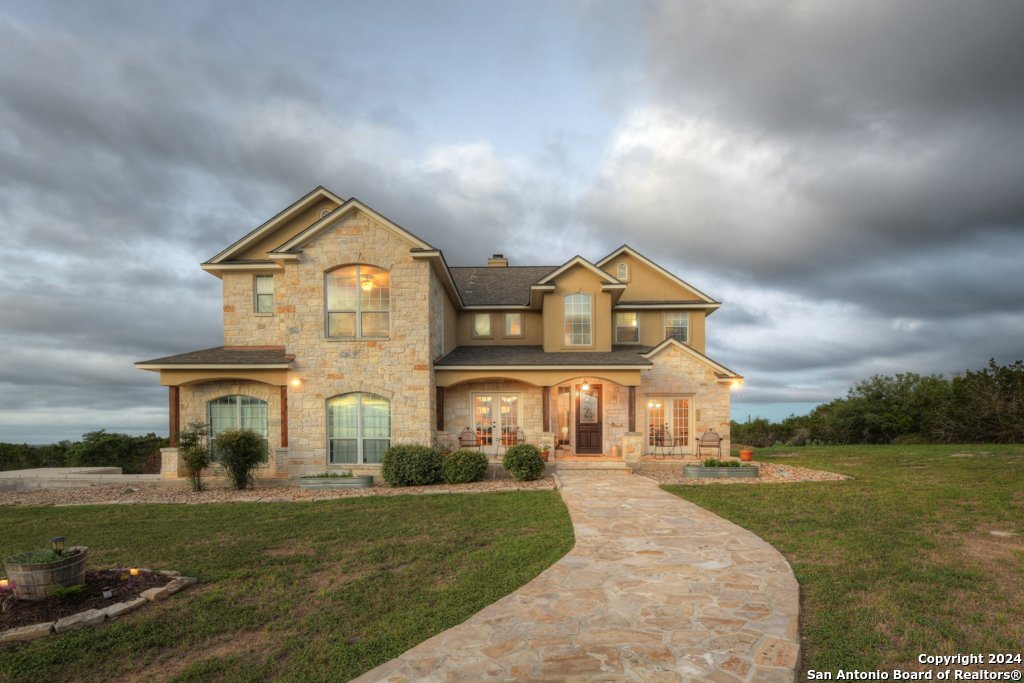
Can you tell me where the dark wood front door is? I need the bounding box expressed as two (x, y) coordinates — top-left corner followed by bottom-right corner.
(575, 384), (603, 454)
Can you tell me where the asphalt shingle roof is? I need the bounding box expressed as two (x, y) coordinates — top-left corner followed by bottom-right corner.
(449, 266), (559, 306)
(435, 345), (654, 366)
(137, 347), (294, 365)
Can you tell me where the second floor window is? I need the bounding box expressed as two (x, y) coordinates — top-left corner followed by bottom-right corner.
(326, 265), (390, 338)
(505, 312), (522, 337)
(474, 313), (491, 337)
(616, 312), (638, 343)
(255, 275), (274, 313)
(564, 293), (591, 346)
(665, 311), (688, 343)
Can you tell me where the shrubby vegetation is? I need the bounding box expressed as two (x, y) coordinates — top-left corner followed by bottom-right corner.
(442, 449), (489, 484)
(381, 444), (444, 487)
(0, 431), (167, 473)
(733, 359), (1024, 446)
(213, 428), (268, 490)
(502, 444), (546, 481)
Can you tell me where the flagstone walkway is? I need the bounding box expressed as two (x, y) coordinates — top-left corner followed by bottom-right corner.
(353, 473), (800, 683)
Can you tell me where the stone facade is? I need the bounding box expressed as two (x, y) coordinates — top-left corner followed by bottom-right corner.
(441, 380), (544, 449)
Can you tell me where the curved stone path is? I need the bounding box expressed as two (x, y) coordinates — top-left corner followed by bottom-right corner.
(352, 474), (800, 683)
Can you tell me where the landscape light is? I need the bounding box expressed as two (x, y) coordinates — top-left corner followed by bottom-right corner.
(130, 567), (139, 576)
(102, 587), (112, 599)
(0, 578), (8, 589)
(49, 536), (66, 556)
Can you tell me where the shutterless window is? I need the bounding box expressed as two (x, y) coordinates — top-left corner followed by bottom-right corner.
(617, 263), (628, 280)
(564, 294), (592, 346)
(665, 311), (688, 343)
(505, 312), (522, 337)
(474, 313), (491, 337)
(208, 395), (269, 462)
(255, 275), (274, 313)
(616, 312), (639, 343)
(326, 265), (390, 338)
(327, 393), (391, 465)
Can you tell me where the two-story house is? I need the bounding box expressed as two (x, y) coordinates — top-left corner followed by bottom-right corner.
(136, 187), (742, 479)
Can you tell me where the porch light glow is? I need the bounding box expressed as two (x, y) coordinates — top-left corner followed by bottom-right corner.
(292, 379), (301, 387)
(632, 320), (637, 326)
(581, 382), (589, 391)
(731, 380), (742, 389)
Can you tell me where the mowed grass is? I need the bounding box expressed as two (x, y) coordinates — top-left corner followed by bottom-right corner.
(664, 444), (1024, 674)
(0, 491), (574, 682)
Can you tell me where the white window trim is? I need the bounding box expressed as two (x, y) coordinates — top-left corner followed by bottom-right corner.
(254, 274), (274, 314)
(473, 312), (493, 338)
(564, 293), (593, 346)
(207, 395), (270, 462)
(645, 394), (694, 455)
(664, 311), (689, 344)
(327, 393), (392, 465)
(471, 391), (523, 456)
(325, 265), (390, 339)
(504, 312), (524, 338)
(615, 311), (640, 344)
(617, 262), (629, 281)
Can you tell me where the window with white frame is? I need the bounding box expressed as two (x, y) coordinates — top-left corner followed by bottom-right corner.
(326, 265), (390, 338)
(617, 263), (628, 280)
(647, 396), (690, 448)
(504, 312), (522, 337)
(616, 311), (639, 343)
(327, 393), (391, 464)
(665, 311), (689, 343)
(255, 275), (274, 313)
(473, 313), (492, 337)
(208, 395), (269, 461)
(564, 294), (592, 346)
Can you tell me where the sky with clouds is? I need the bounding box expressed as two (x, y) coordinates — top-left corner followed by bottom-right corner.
(2, 0), (1023, 442)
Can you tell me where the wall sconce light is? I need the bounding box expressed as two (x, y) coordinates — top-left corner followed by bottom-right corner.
(291, 379), (301, 387)
(129, 567), (139, 577)
(731, 380), (742, 389)
(102, 587), (113, 599)
(581, 379), (590, 391)
(49, 536), (66, 557)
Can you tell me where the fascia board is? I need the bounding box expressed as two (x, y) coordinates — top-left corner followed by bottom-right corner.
(201, 263), (284, 278)
(535, 256), (622, 285)
(134, 363), (293, 371)
(614, 303), (722, 310)
(273, 199), (434, 253)
(596, 245), (719, 304)
(435, 364), (653, 371)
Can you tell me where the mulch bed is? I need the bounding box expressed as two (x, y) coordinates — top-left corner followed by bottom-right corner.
(1, 569), (174, 630)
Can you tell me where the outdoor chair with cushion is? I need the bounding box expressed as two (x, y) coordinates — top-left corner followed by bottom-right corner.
(696, 429), (723, 460)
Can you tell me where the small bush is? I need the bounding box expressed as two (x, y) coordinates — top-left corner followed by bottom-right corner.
(213, 428), (267, 490)
(703, 458), (741, 468)
(442, 449), (488, 484)
(502, 444), (545, 481)
(381, 444), (443, 487)
(176, 421), (211, 492)
(52, 584), (83, 600)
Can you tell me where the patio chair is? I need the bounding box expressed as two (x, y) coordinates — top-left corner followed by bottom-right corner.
(457, 428), (479, 451)
(495, 427), (527, 458)
(696, 429), (723, 460)
(651, 425), (679, 459)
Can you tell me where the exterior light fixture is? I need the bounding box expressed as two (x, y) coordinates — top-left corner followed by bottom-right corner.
(361, 278), (374, 291)
(49, 536), (66, 556)
(731, 380), (742, 389)
(291, 379), (301, 387)
(129, 567), (139, 577)
(581, 378), (590, 391)
(102, 587), (113, 599)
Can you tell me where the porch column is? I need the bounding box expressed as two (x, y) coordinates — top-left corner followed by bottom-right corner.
(542, 386), (550, 433)
(168, 386), (180, 446)
(280, 385), (288, 448)
(628, 386), (636, 432)
(436, 387), (444, 431)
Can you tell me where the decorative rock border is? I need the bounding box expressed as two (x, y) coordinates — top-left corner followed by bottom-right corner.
(0, 570), (198, 645)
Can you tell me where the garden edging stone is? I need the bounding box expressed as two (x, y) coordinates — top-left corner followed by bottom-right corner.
(0, 621), (54, 644)
(54, 609), (105, 633)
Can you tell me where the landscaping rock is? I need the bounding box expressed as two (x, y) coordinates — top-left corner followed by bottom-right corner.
(103, 603), (132, 618)
(157, 570), (181, 577)
(166, 577), (198, 594)
(54, 609), (105, 633)
(990, 530), (1014, 538)
(0, 622), (54, 643)
(140, 586), (169, 602)
(125, 597), (148, 611)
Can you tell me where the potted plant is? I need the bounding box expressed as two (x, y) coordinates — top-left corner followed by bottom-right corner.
(540, 445), (551, 462)
(739, 446), (754, 462)
(3, 537), (88, 601)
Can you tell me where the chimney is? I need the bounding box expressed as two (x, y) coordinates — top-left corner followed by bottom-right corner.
(487, 253), (508, 267)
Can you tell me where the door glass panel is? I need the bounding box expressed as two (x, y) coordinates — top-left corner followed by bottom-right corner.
(673, 398), (689, 446)
(500, 396), (519, 445)
(648, 398), (666, 446)
(580, 390), (598, 423)
(474, 396), (493, 446)
(557, 387), (570, 446)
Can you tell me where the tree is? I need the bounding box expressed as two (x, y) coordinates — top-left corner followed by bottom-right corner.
(65, 431), (167, 474)
(175, 422), (211, 492)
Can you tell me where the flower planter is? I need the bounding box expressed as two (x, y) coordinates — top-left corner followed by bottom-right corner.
(740, 449), (754, 462)
(3, 547), (89, 601)
(299, 476), (374, 490)
(683, 466), (759, 479)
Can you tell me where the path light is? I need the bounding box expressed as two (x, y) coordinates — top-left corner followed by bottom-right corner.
(102, 587), (112, 599)
(49, 536), (66, 556)
(0, 578), (8, 589)
(129, 567), (139, 576)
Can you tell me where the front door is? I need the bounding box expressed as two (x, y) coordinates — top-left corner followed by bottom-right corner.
(575, 384), (603, 454)
(472, 393), (521, 456)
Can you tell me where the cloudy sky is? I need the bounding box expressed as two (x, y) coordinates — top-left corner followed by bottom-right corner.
(2, 1), (1023, 442)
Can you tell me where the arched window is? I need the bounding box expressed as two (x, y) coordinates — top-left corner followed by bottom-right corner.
(325, 265), (390, 338)
(327, 393), (391, 464)
(617, 263), (628, 280)
(208, 395), (269, 461)
(564, 293), (592, 346)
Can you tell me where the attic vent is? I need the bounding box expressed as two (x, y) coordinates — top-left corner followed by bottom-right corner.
(487, 254), (508, 267)
(320, 208), (332, 219)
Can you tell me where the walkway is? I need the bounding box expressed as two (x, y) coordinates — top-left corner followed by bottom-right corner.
(353, 473), (800, 683)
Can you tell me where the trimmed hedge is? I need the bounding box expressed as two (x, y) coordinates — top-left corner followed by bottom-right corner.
(442, 449), (489, 484)
(502, 444), (545, 481)
(213, 428), (267, 490)
(381, 444), (444, 487)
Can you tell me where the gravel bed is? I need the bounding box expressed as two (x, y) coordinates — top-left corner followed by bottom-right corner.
(0, 477), (557, 508)
(636, 461), (851, 485)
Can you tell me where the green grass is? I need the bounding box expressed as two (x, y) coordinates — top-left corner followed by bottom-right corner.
(0, 491), (574, 682)
(664, 443), (1024, 673)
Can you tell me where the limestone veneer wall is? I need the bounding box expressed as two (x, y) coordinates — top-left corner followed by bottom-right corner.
(548, 379), (631, 454)
(442, 381), (544, 447)
(223, 272), (282, 347)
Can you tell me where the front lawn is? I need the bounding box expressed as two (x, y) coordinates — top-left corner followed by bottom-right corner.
(665, 444), (1024, 674)
(0, 491), (574, 682)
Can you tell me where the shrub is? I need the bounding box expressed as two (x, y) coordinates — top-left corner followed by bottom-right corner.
(52, 584), (83, 600)
(502, 444), (545, 481)
(66, 430), (167, 474)
(381, 444), (443, 487)
(213, 428), (267, 490)
(175, 422), (211, 492)
(703, 458), (741, 467)
(442, 449), (488, 484)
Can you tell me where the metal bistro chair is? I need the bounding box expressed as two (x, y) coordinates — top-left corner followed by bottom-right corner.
(457, 427), (480, 451)
(651, 425), (680, 459)
(696, 429), (723, 461)
(495, 427), (526, 458)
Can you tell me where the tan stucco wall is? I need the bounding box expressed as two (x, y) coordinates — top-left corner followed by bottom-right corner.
(619, 309), (706, 355)
(541, 265), (613, 352)
(160, 368), (288, 387)
(456, 311), (543, 345)
(613, 253), (706, 302)
(436, 368), (642, 388)
(236, 199), (341, 261)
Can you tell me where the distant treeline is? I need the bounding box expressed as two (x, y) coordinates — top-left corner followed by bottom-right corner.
(732, 359), (1024, 447)
(0, 431), (168, 474)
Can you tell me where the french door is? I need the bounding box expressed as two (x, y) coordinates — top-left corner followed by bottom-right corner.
(472, 393), (522, 456)
(646, 396), (693, 455)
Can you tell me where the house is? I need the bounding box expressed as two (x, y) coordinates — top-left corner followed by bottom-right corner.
(135, 187), (742, 479)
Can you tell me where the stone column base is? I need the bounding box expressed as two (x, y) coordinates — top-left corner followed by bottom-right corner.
(160, 447), (185, 479)
(622, 432), (644, 469)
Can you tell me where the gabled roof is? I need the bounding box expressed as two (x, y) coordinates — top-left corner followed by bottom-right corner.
(270, 196), (435, 254)
(596, 245), (719, 304)
(641, 339), (742, 380)
(135, 346), (295, 370)
(450, 266), (558, 306)
(534, 255), (622, 286)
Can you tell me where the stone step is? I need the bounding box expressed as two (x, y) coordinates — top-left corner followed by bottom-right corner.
(556, 462), (633, 476)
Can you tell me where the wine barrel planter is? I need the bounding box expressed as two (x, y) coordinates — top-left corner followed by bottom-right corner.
(683, 466), (759, 479)
(299, 476), (374, 490)
(3, 546), (88, 601)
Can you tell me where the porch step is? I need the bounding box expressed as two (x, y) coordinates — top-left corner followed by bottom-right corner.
(556, 461), (633, 476)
